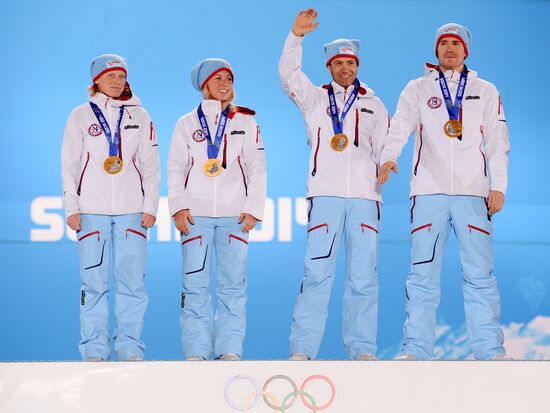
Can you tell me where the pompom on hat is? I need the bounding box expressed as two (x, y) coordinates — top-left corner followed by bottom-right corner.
(90, 54), (128, 82)
(323, 39), (360, 67)
(435, 23), (472, 58)
(190, 58), (234, 91)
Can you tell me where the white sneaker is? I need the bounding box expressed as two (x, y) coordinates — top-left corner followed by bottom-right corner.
(491, 354), (514, 361)
(86, 356), (104, 362)
(356, 352), (377, 361)
(186, 355), (205, 361)
(127, 356), (143, 362)
(289, 352), (310, 361)
(395, 353), (417, 361)
(219, 353), (241, 361)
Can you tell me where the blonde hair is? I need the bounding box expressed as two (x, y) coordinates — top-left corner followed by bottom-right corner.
(88, 84), (99, 97)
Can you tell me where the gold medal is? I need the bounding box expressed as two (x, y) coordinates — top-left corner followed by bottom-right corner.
(330, 133), (349, 152)
(444, 120), (463, 138)
(203, 158), (222, 177)
(104, 156), (123, 174)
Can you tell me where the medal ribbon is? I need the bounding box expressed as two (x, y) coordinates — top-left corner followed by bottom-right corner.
(438, 66), (468, 121)
(90, 102), (124, 157)
(197, 104), (231, 160)
(328, 78), (360, 135)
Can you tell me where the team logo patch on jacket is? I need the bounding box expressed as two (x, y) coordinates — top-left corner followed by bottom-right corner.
(192, 129), (206, 143)
(427, 97), (442, 109)
(88, 123), (103, 136)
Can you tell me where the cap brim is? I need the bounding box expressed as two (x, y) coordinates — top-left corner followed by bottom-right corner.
(435, 34), (469, 58)
(326, 54), (360, 67)
(200, 67), (234, 90)
(93, 67), (128, 82)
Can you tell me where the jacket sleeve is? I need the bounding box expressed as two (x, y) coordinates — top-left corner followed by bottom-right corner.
(372, 97), (390, 165)
(241, 117), (267, 221)
(137, 111), (161, 216)
(379, 81), (420, 165)
(167, 119), (192, 217)
(279, 31), (319, 116)
(61, 110), (83, 217)
(483, 86), (510, 194)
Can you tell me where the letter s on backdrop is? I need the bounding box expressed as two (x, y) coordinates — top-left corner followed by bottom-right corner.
(30, 197), (65, 241)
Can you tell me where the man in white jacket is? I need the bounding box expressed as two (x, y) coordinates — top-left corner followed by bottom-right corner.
(280, 9), (389, 361)
(378, 24), (511, 360)
(61, 54), (160, 361)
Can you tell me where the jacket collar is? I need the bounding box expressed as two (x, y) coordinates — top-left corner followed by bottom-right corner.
(199, 99), (223, 122)
(327, 80), (375, 98)
(425, 63), (478, 83)
(89, 91), (141, 109)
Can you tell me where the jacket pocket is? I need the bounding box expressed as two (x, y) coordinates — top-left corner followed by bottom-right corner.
(311, 127), (321, 177)
(479, 126), (487, 177)
(184, 156), (195, 189)
(132, 154), (144, 195)
(238, 155), (248, 196)
(77, 152), (90, 196)
(413, 124), (423, 176)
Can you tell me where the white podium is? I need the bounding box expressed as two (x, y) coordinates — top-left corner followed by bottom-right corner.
(1, 360), (548, 412)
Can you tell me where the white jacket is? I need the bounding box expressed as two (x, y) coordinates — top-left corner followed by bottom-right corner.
(61, 92), (161, 217)
(380, 64), (510, 197)
(167, 99), (267, 220)
(279, 31), (389, 202)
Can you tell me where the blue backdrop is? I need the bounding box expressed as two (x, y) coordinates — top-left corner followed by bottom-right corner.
(1, 0), (549, 361)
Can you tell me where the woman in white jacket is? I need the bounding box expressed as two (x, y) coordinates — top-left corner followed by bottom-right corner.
(168, 58), (266, 361)
(61, 54), (160, 361)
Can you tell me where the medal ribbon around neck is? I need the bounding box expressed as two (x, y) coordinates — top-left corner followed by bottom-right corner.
(197, 103), (231, 161)
(438, 66), (468, 139)
(327, 78), (361, 135)
(89, 102), (124, 157)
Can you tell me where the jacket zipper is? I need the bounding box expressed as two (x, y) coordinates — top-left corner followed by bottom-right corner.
(311, 127), (321, 177)
(222, 134), (227, 168)
(238, 155), (248, 195)
(354, 108), (359, 147)
(414, 124), (423, 176)
(77, 152), (90, 196)
(479, 126), (487, 176)
(132, 155), (144, 195)
(184, 157), (195, 188)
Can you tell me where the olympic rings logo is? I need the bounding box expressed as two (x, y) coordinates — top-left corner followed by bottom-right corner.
(224, 374), (336, 412)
